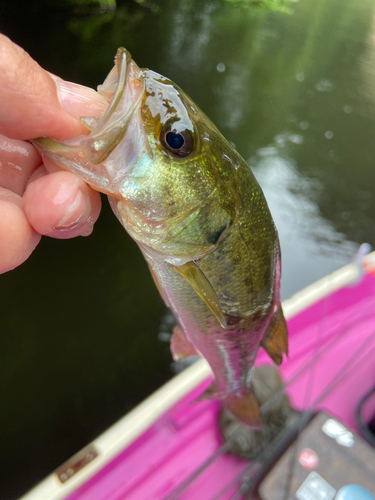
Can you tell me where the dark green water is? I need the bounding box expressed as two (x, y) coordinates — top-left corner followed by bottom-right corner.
(1, 0), (375, 497)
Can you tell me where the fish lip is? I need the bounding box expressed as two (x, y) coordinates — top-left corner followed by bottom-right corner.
(79, 49), (146, 166)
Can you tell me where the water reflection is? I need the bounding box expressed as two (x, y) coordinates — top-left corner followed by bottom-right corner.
(251, 148), (356, 298)
(168, 0), (215, 71)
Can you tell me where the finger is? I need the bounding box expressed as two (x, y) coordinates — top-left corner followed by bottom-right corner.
(0, 187), (41, 274)
(0, 35), (107, 141)
(23, 170), (101, 239)
(0, 133), (42, 195)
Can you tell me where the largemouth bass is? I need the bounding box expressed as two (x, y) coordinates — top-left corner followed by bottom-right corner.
(34, 49), (288, 427)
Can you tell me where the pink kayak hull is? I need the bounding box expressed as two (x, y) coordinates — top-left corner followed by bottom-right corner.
(66, 271), (375, 500)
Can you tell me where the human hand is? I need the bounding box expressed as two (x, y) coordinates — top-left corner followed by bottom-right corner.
(0, 35), (108, 274)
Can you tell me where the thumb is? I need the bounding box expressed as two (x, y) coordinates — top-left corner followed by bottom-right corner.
(0, 35), (107, 141)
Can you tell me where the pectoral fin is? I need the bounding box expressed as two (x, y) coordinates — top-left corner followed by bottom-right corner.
(260, 306), (288, 365)
(173, 261), (227, 330)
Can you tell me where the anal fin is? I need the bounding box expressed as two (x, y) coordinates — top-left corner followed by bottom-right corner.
(261, 306), (288, 366)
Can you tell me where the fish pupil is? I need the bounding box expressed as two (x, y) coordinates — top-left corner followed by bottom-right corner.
(166, 131), (185, 150)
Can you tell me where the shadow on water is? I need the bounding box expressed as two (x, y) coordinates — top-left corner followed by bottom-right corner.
(1, 0), (375, 497)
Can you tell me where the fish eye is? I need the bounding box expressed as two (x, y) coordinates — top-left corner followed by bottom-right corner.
(160, 126), (194, 156)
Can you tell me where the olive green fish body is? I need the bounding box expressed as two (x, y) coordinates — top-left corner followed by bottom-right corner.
(141, 157), (281, 398)
(34, 49), (288, 428)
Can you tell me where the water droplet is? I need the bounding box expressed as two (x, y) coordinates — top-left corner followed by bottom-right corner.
(296, 72), (305, 82)
(328, 150), (340, 163)
(289, 134), (303, 144)
(158, 332), (171, 342)
(344, 105), (353, 114)
(275, 134), (286, 147)
(315, 78), (333, 92)
(324, 131), (334, 139)
(299, 121), (309, 130)
(216, 62), (226, 73)
(257, 146), (279, 156)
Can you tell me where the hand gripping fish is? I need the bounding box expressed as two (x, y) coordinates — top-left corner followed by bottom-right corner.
(34, 49), (288, 428)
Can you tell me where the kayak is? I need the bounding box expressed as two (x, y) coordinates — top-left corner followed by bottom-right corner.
(21, 251), (375, 500)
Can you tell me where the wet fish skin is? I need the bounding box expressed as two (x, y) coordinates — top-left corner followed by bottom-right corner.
(33, 48), (288, 428)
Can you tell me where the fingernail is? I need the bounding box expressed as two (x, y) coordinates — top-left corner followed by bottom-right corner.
(51, 76), (108, 119)
(55, 189), (91, 232)
(82, 221), (94, 237)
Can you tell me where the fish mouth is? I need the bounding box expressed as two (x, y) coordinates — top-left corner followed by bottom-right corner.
(80, 48), (145, 165)
(33, 48), (146, 195)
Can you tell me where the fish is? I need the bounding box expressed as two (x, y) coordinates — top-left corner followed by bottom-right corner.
(33, 48), (288, 428)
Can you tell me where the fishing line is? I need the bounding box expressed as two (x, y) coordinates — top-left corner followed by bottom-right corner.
(163, 424), (244, 500)
(282, 281), (331, 500)
(163, 297), (375, 500)
(221, 323), (375, 499)
(261, 294), (375, 414)
(226, 261), (375, 500)
(356, 386), (375, 447)
(208, 412), (311, 500)
(221, 342), (375, 500)
(229, 417), (314, 500)
(281, 335), (375, 500)
(213, 421), (304, 500)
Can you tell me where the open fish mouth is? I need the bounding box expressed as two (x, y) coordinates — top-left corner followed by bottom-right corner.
(33, 48), (146, 192)
(80, 48), (145, 165)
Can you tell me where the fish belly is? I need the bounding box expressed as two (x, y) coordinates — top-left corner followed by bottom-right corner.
(144, 222), (275, 399)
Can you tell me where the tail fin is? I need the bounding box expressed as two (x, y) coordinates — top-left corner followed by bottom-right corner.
(224, 391), (261, 429)
(196, 384), (261, 428)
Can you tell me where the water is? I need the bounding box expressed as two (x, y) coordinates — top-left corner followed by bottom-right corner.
(1, 0), (375, 497)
